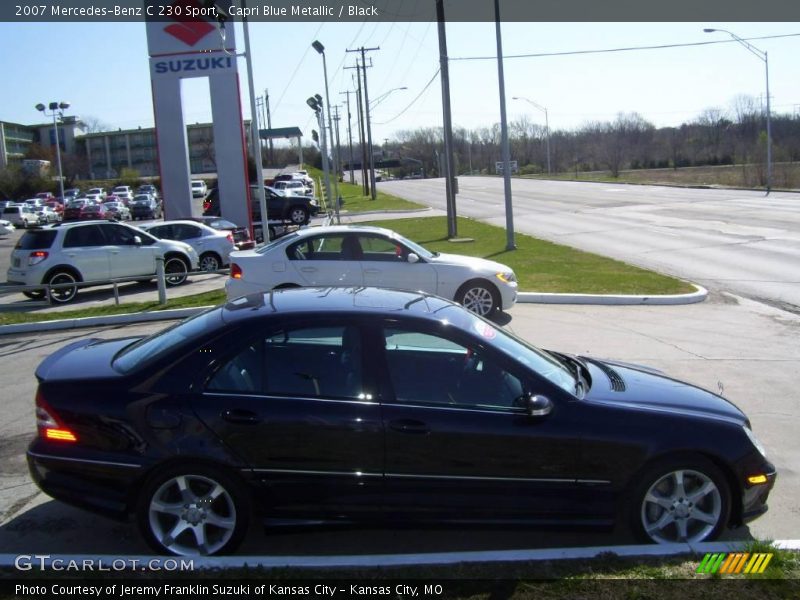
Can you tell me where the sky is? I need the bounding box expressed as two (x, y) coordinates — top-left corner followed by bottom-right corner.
(2, 20), (799, 148)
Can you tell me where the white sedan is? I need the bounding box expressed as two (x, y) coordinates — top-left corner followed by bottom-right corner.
(225, 225), (518, 316)
(141, 220), (235, 272)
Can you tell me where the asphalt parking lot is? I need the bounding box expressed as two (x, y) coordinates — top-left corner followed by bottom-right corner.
(1, 292), (796, 555)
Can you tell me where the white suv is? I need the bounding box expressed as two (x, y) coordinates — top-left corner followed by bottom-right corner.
(191, 180), (208, 198)
(7, 221), (200, 303)
(1, 205), (39, 229)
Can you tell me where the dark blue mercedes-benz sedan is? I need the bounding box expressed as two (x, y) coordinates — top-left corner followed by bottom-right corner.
(27, 287), (776, 556)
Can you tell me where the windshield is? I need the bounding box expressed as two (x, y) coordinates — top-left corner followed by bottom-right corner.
(466, 312), (578, 396)
(391, 232), (434, 260)
(113, 308), (222, 373)
(256, 232), (299, 254)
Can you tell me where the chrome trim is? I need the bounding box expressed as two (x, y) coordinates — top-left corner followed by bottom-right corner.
(387, 473), (576, 484)
(381, 402), (524, 416)
(27, 451), (142, 469)
(203, 392), (377, 406)
(248, 468), (382, 478)
(576, 479), (611, 485)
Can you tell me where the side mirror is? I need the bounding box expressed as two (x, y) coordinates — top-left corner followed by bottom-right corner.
(407, 252), (420, 264)
(527, 394), (553, 417)
(133, 236), (142, 246)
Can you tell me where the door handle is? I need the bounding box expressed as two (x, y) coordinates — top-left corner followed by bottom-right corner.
(364, 269), (381, 274)
(388, 419), (429, 435)
(221, 409), (261, 425)
(299, 267), (317, 273)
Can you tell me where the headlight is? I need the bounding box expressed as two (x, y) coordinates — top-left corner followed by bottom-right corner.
(496, 271), (516, 284)
(743, 425), (767, 459)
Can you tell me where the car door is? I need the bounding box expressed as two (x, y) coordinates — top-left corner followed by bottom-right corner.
(358, 233), (437, 294)
(61, 225), (111, 282)
(376, 320), (595, 523)
(285, 233), (364, 287)
(100, 223), (157, 278)
(190, 320), (383, 517)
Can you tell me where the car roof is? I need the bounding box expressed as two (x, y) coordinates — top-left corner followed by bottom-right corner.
(143, 219), (217, 231)
(221, 286), (464, 325)
(287, 224), (400, 239)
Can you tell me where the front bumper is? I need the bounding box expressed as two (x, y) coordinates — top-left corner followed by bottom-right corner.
(739, 466), (777, 525)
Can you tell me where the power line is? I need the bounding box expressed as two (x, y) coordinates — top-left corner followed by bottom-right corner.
(374, 68), (440, 125)
(449, 33), (800, 62)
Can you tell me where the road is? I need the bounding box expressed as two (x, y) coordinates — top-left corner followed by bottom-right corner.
(379, 177), (800, 310)
(1, 296), (798, 555)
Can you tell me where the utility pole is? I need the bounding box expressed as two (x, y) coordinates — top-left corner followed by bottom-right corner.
(347, 46), (379, 200)
(346, 61), (369, 195)
(436, 0), (457, 237)
(340, 90), (355, 184)
(264, 88), (274, 165)
(332, 105), (343, 189)
(495, 0), (515, 250)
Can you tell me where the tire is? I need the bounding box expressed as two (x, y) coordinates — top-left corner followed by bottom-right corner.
(23, 290), (45, 300)
(198, 252), (221, 272)
(456, 280), (498, 317)
(629, 456), (731, 544)
(288, 205), (309, 225)
(136, 464), (250, 557)
(47, 270), (79, 304)
(164, 256), (190, 286)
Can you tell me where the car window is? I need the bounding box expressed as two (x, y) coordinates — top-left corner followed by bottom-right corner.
(174, 224), (201, 240)
(286, 234), (348, 261)
(358, 234), (405, 262)
(207, 325), (364, 400)
(383, 327), (524, 410)
(147, 225), (171, 239)
(101, 223), (141, 246)
(16, 230), (57, 249)
(63, 225), (107, 248)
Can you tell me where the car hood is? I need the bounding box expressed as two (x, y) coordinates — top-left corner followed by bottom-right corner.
(428, 252), (511, 274)
(582, 357), (746, 426)
(35, 337), (140, 381)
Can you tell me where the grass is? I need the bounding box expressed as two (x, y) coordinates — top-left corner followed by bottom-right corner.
(364, 216), (694, 295)
(304, 164), (424, 213)
(0, 289), (226, 325)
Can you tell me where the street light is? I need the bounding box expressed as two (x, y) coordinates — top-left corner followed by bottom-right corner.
(35, 101), (70, 201)
(307, 95), (337, 222)
(704, 28), (772, 194)
(312, 40), (340, 212)
(512, 96), (551, 174)
(369, 86), (407, 109)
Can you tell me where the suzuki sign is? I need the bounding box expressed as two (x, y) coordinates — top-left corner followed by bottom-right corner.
(145, 0), (251, 231)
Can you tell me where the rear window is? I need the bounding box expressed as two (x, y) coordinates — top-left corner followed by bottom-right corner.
(16, 230), (57, 250)
(2, 207), (20, 215)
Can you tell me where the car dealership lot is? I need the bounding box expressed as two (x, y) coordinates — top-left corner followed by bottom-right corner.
(1, 293), (797, 555)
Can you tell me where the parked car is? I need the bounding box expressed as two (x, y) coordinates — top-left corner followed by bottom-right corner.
(191, 180), (208, 198)
(0, 219), (14, 236)
(7, 221), (199, 303)
(25, 286), (776, 556)
(1, 204), (39, 229)
(137, 184), (159, 200)
(141, 220), (235, 271)
(203, 185), (318, 242)
(131, 195), (162, 220)
(62, 200), (90, 222)
(226, 225), (518, 316)
(112, 186), (134, 203)
(103, 201), (131, 221)
(63, 188), (81, 201)
(84, 192), (103, 203)
(35, 206), (60, 224)
(45, 200), (64, 216)
(79, 202), (112, 221)
(35, 192), (56, 203)
(188, 216), (254, 251)
(86, 187), (106, 200)
(272, 179), (312, 197)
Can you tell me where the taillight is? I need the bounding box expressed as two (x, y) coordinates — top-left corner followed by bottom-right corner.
(35, 390), (78, 443)
(231, 263), (242, 279)
(227, 232), (234, 244)
(28, 251), (49, 266)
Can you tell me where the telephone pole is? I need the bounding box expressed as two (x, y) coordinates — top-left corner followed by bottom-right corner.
(345, 61), (369, 195)
(264, 88), (274, 165)
(347, 46), (379, 199)
(332, 105), (343, 188)
(340, 90), (355, 184)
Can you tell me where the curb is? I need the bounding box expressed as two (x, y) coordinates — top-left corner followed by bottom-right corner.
(339, 207), (434, 217)
(0, 540), (798, 571)
(0, 287), (708, 336)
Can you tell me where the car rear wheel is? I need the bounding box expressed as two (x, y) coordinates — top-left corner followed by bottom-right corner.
(456, 280), (498, 317)
(199, 252), (221, 272)
(288, 206), (309, 225)
(630, 457), (730, 544)
(164, 256), (190, 286)
(137, 465), (250, 557)
(23, 290), (45, 300)
(47, 270), (79, 303)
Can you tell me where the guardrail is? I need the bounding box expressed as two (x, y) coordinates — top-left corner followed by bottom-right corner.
(0, 258), (231, 310)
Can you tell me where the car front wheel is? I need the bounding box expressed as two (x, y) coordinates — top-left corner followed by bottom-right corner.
(456, 280), (498, 317)
(631, 457), (730, 544)
(163, 256), (190, 286)
(136, 465), (250, 556)
(288, 206), (309, 225)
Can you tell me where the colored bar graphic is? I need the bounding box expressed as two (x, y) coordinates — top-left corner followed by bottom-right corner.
(697, 552), (774, 575)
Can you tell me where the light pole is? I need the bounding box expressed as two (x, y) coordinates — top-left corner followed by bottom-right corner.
(312, 40), (340, 209)
(704, 28), (772, 194)
(512, 96), (551, 174)
(307, 95), (337, 223)
(35, 101), (70, 201)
